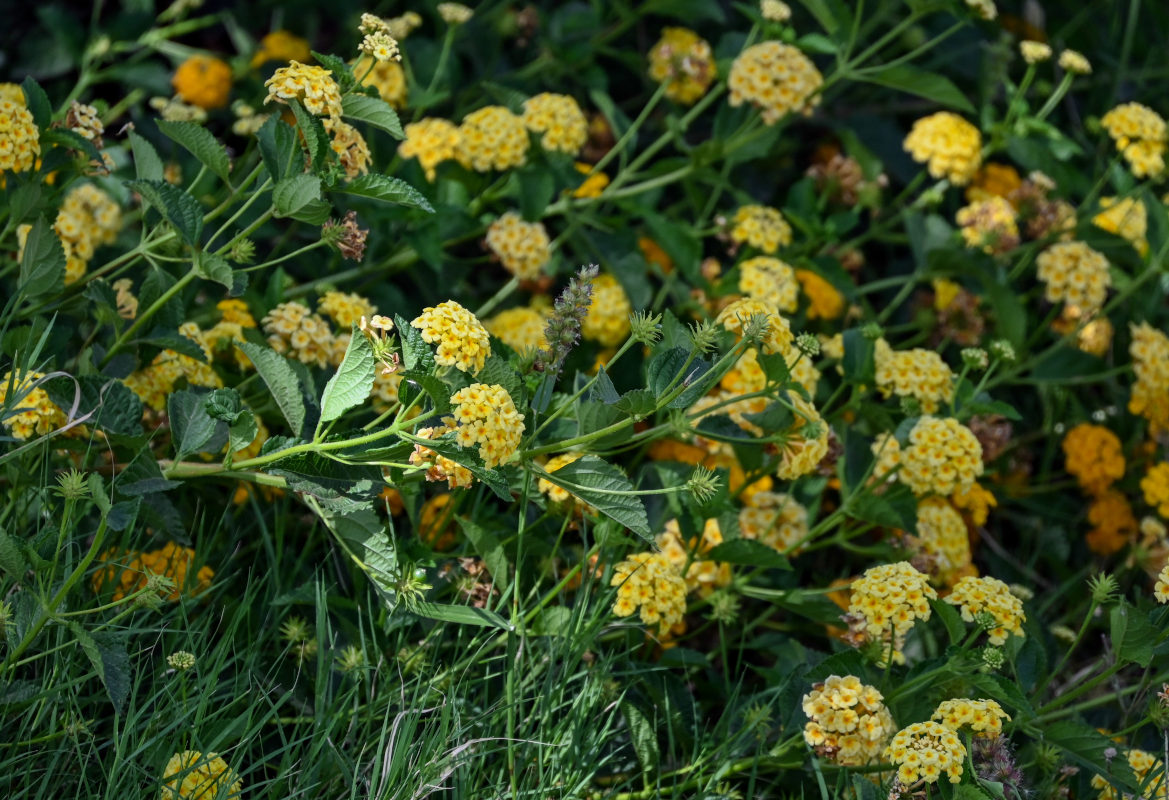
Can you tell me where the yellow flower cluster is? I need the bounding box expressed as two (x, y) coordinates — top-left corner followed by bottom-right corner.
(318, 290), (376, 329)
(965, 0), (997, 20)
(1094, 197), (1148, 255)
(728, 42), (823, 124)
(172, 55), (232, 110)
(411, 300), (492, 374)
(263, 302), (336, 368)
(446, 383), (525, 468)
(777, 394), (830, 480)
(399, 118), (461, 181)
(847, 561), (936, 662)
(647, 28), (717, 105)
(437, 2), (474, 24)
(522, 93), (588, 155)
(538, 452), (585, 505)
(729, 205), (792, 254)
(657, 518), (731, 597)
(371, 369), (403, 412)
(573, 162), (609, 198)
(931, 698), (1010, 738)
(802, 675), (895, 766)
(915, 498), (972, 587)
(22, 183), (123, 285)
(721, 344), (820, 398)
(409, 425), (474, 489)
(1062, 423), (1125, 495)
(739, 256), (798, 312)
(251, 30), (311, 68)
(874, 340), (955, 413)
(1142, 463), (1169, 519)
(324, 118), (371, 178)
(1020, 40), (1052, 64)
(956, 196), (1019, 255)
(884, 721), (965, 785)
(1101, 102), (1167, 179)
(92, 542), (214, 602)
(1086, 489), (1137, 555)
(1129, 322), (1169, 435)
(899, 416), (984, 497)
(796, 269), (846, 320)
(66, 101), (103, 144)
(1059, 49), (1092, 75)
(125, 323), (223, 410)
(903, 112), (982, 185)
(945, 575), (1025, 645)
(739, 491), (809, 552)
(1091, 749), (1165, 800)
(204, 300), (257, 370)
(264, 61), (343, 118)
(1036, 241), (1111, 314)
(486, 306), (548, 353)
(966, 163), (1022, 202)
(486, 212), (551, 280)
(160, 750), (242, 800)
(0, 96), (39, 174)
(1156, 561), (1169, 603)
(457, 106), (529, 172)
(951, 482), (997, 527)
(354, 56), (407, 108)
(871, 433), (902, 482)
(716, 297), (793, 355)
(582, 273), (632, 347)
(0, 371), (67, 440)
(611, 551), (688, 634)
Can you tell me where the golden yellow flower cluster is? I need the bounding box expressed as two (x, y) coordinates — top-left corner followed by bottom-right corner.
(92, 542), (214, 602)
(204, 300), (257, 370)
(966, 163), (1022, 202)
(1036, 241), (1111, 315)
(457, 106), (529, 172)
(739, 491), (809, 553)
(657, 518), (731, 597)
(486, 306), (548, 353)
(399, 118), (461, 181)
(611, 551), (688, 634)
(411, 300), (491, 374)
(318, 290), (376, 329)
(1062, 423), (1125, 495)
(418, 493), (458, 550)
(729, 205), (792, 254)
(874, 340), (955, 414)
(945, 575), (1025, 645)
(647, 28), (717, 105)
(125, 323), (224, 410)
(903, 112), (982, 185)
(931, 698), (1010, 738)
(721, 344), (819, 398)
(172, 55), (232, 110)
(717, 297), (793, 355)
(1129, 322), (1169, 435)
(0, 371), (67, 440)
(956, 196), (1019, 255)
(447, 383), (525, 468)
(846, 561), (936, 663)
(1094, 197), (1148, 255)
(264, 61), (343, 118)
(582, 273), (632, 347)
(1142, 462), (1169, 519)
(323, 117), (371, 178)
(777, 393), (830, 480)
(1086, 489), (1137, 555)
(251, 30), (311, 68)
(485, 212), (551, 280)
(951, 482), (997, 526)
(160, 750), (242, 800)
(1101, 102), (1167, 179)
(537, 452), (585, 505)
(0, 94), (40, 174)
(796, 269), (846, 320)
(1091, 749), (1165, 800)
(899, 416), (984, 497)
(802, 675), (895, 766)
(263, 302), (336, 368)
(871, 432), (902, 482)
(573, 162), (609, 198)
(728, 42), (823, 124)
(739, 256), (798, 312)
(915, 498), (972, 587)
(522, 93), (588, 155)
(354, 56), (408, 108)
(410, 424), (474, 489)
(884, 721), (965, 785)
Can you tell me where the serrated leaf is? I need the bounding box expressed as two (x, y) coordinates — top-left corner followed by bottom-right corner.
(621, 701), (660, 775)
(532, 456), (650, 539)
(398, 371), (452, 415)
(0, 531), (28, 579)
(647, 347), (690, 397)
(69, 624), (129, 712)
(341, 94), (404, 138)
(856, 64), (975, 114)
(43, 375), (144, 437)
(1044, 721), (1139, 794)
(227, 414), (259, 458)
(339, 174), (435, 212)
(126, 179), (203, 245)
(194, 252), (234, 290)
(18, 216), (65, 300)
(256, 115), (298, 181)
(313, 51), (357, 92)
(268, 451), (381, 500)
(316, 504), (401, 598)
(273, 173), (327, 223)
(115, 449), (181, 496)
(412, 601), (510, 629)
(615, 389), (656, 419)
(930, 597), (967, 645)
(1110, 600), (1155, 667)
(169, 389), (227, 458)
(395, 313), (435, 372)
(706, 539), (790, 569)
(591, 366), (620, 404)
(156, 119), (231, 184)
(42, 128), (101, 162)
(319, 325), (375, 424)
(128, 130), (164, 182)
(20, 77), (51, 128)
(289, 100), (331, 169)
(237, 342), (307, 435)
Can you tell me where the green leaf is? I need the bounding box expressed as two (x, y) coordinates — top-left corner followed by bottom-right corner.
(841, 328), (876, 382)
(289, 100), (331, 169)
(395, 313), (435, 372)
(532, 456), (650, 539)
(849, 490), (915, 531)
(341, 94), (404, 139)
(855, 65), (975, 114)
(268, 451), (381, 500)
(42, 128), (101, 162)
(0, 531), (28, 579)
(128, 130), (164, 182)
(1044, 721), (1139, 794)
(312, 51), (357, 92)
(156, 119), (232, 184)
(69, 623), (130, 712)
(411, 601), (511, 630)
(414, 435), (514, 502)
(273, 173), (331, 224)
(706, 539), (790, 569)
(615, 389), (656, 419)
(621, 701), (660, 775)
(169, 389), (227, 458)
(43, 375), (144, 437)
(591, 366), (620, 404)
(1110, 600), (1155, 667)
(457, 517), (510, 590)
(796, 0), (849, 35)
(397, 371), (453, 415)
(18, 216), (65, 300)
(317, 505), (402, 598)
(339, 174), (435, 213)
(227, 414), (259, 458)
(237, 342), (307, 436)
(647, 347), (690, 397)
(319, 325), (375, 424)
(930, 598), (967, 645)
(126, 179), (203, 245)
(256, 115), (298, 181)
(194, 252), (234, 290)
(516, 167), (555, 222)
(20, 77), (51, 128)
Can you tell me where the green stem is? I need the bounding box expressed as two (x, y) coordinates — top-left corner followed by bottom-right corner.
(100, 268), (198, 367)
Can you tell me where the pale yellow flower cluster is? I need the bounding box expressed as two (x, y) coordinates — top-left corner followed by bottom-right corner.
(324, 118), (371, 178)
(915, 498), (972, 587)
(457, 106), (529, 172)
(125, 322), (224, 410)
(0, 95), (39, 173)
(874, 340), (955, 413)
(739, 491), (808, 553)
(776, 393), (830, 480)
(945, 575), (1026, 645)
(728, 42), (823, 124)
(537, 452), (585, 505)
(263, 302), (336, 369)
(318, 290), (377, 329)
(739, 256), (798, 312)
(1155, 561), (1169, 603)
(1101, 102), (1167, 179)
(611, 552), (688, 634)
(485, 212), (551, 280)
(1037, 241), (1111, 314)
(647, 28), (717, 105)
(884, 721), (965, 785)
(1091, 749), (1165, 800)
(931, 698), (1010, 738)
(522, 93), (588, 155)
(0, 371), (67, 440)
(399, 118), (461, 181)
(410, 300), (492, 374)
(656, 518), (731, 597)
(264, 61), (344, 118)
(729, 205), (793, 254)
(487, 306), (548, 354)
(716, 297), (793, 355)
(899, 416), (984, 497)
(847, 562), (936, 664)
(17, 184), (123, 285)
(802, 675), (896, 766)
(160, 750), (242, 800)
(582, 274), (632, 347)
(721, 344), (820, 398)
(446, 383), (525, 468)
(354, 56), (407, 108)
(1129, 322), (1169, 435)
(903, 112), (982, 185)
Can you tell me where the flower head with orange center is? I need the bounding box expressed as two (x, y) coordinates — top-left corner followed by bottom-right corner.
(1037, 241), (1112, 315)
(485, 212), (551, 280)
(1129, 322), (1169, 435)
(945, 575), (1025, 645)
(899, 416), (984, 497)
(802, 675), (895, 766)
(522, 93), (588, 155)
(931, 698), (1010, 738)
(399, 118), (460, 181)
(729, 205), (792, 254)
(610, 552), (687, 634)
(410, 300), (491, 375)
(456, 106), (529, 172)
(728, 42), (822, 124)
(739, 491), (809, 553)
(884, 721), (965, 785)
(264, 62), (342, 118)
(845, 561), (936, 664)
(914, 498), (972, 587)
